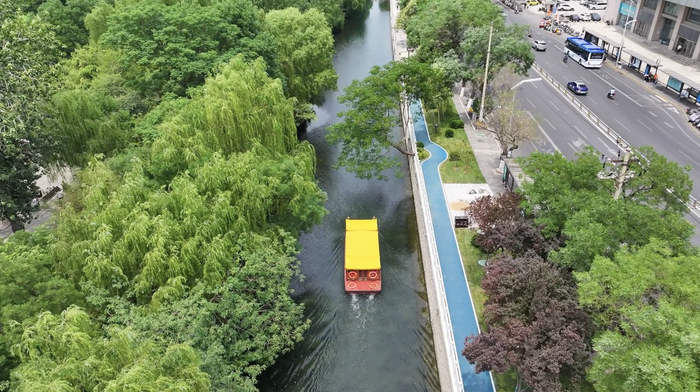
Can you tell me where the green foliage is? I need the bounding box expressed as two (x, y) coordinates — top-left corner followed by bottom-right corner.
(445, 129), (455, 138)
(1, 8), (62, 228)
(265, 8), (337, 104)
(0, 230), (83, 381)
(461, 25), (534, 89)
(417, 147), (429, 160)
(576, 240), (700, 392)
(416, 141), (425, 148)
(98, 0), (279, 98)
(150, 56), (298, 179)
(449, 118), (464, 129)
(37, 0), (99, 54)
(520, 148), (694, 271)
(51, 88), (133, 167)
(10, 306), (210, 391)
(405, 0), (501, 62)
(327, 58), (451, 179)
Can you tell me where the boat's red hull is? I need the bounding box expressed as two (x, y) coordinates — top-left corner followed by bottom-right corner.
(345, 269), (381, 294)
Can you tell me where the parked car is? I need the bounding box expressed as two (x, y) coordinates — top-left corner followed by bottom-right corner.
(591, 12), (602, 20)
(527, 0), (539, 5)
(532, 40), (547, 51)
(579, 0), (588, 4)
(579, 12), (592, 21)
(569, 13), (581, 21)
(558, 3), (574, 11)
(567, 81), (589, 95)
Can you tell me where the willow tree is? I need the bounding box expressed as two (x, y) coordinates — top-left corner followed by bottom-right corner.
(265, 8), (337, 104)
(11, 306), (210, 391)
(151, 55), (298, 179)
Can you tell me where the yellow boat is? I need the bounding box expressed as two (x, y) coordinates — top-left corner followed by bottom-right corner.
(344, 218), (381, 294)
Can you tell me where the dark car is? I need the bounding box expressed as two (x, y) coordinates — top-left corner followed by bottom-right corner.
(569, 14), (581, 21)
(567, 81), (589, 95)
(590, 12), (601, 21)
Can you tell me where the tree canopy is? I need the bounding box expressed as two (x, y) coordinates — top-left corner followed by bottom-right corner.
(576, 240), (700, 392)
(11, 306), (211, 391)
(327, 58), (451, 179)
(95, 0), (279, 98)
(265, 8), (337, 104)
(0, 8), (62, 230)
(518, 148), (694, 271)
(463, 253), (593, 392)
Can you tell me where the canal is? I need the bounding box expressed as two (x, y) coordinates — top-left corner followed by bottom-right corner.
(258, 1), (440, 391)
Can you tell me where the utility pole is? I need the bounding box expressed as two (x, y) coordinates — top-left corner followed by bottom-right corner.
(478, 22), (494, 123)
(613, 149), (630, 199)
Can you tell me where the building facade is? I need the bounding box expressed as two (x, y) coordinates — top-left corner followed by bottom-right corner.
(604, 0), (700, 59)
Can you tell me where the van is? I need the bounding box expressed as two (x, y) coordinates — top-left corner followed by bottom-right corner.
(587, 1), (607, 9)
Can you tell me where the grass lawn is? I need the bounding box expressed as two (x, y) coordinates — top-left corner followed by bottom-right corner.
(423, 101), (485, 184)
(455, 228), (518, 392)
(453, 229), (597, 392)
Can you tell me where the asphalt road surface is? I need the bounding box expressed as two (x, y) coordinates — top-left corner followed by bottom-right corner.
(501, 4), (700, 244)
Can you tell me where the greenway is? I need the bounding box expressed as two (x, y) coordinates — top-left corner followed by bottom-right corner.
(2, 0), (700, 391)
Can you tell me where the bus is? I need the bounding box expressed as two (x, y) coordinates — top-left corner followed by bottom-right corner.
(564, 37), (605, 68)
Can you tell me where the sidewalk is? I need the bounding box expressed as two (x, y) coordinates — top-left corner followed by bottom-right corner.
(451, 90), (507, 197)
(577, 23), (700, 87)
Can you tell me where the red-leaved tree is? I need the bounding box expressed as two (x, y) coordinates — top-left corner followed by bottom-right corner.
(463, 253), (593, 392)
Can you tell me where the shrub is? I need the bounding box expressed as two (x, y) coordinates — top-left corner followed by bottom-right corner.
(418, 147), (430, 160)
(449, 118), (464, 129)
(449, 150), (462, 161)
(416, 141), (425, 148)
(445, 129), (455, 138)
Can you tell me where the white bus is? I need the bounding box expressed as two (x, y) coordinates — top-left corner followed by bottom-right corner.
(564, 37), (605, 68)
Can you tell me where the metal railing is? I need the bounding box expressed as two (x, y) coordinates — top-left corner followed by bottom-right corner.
(402, 100), (464, 392)
(532, 62), (700, 217)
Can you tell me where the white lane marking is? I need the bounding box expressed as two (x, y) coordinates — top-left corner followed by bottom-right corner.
(664, 121), (674, 128)
(549, 100), (560, 111)
(588, 97), (599, 105)
(588, 71), (643, 107)
(615, 119), (633, 133)
(544, 60), (552, 67)
(597, 137), (618, 155)
(544, 118), (556, 130)
(527, 110), (561, 152)
(555, 45), (563, 52)
(648, 111), (658, 117)
(568, 141), (579, 151)
(649, 95), (664, 102)
(656, 95), (667, 102)
(526, 98), (536, 108)
(573, 125), (588, 139)
(637, 119), (654, 132)
(668, 107), (679, 114)
(679, 149), (700, 167)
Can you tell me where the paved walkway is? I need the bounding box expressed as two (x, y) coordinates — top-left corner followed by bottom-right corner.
(412, 101), (496, 392)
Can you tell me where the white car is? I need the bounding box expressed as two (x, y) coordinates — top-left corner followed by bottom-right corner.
(558, 4), (574, 11)
(579, 12), (592, 21)
(531, 40), (547, 51)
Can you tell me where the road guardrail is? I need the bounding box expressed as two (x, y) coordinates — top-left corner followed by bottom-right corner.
(532, 62), (700, 218)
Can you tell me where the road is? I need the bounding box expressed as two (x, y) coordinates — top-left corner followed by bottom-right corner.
(500, 3), (700, 244)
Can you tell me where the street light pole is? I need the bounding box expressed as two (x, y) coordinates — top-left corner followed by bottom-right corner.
(616, 18), (637, 67)
(479, 22), (494, 123)
(497, 78), (542, 172)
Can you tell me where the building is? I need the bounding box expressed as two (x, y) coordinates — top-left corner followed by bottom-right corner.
(604, 0), (700, 59)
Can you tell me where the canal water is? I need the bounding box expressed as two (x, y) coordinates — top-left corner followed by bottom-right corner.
(258, 1), (440, 391)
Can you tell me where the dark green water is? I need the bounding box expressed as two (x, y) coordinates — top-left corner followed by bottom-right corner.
(258, 1), (440, 391)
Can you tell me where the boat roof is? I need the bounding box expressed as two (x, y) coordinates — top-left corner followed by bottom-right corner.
(345, 218), (381, 270)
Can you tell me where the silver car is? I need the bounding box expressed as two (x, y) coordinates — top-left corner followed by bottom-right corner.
(532, 40), (547, 51)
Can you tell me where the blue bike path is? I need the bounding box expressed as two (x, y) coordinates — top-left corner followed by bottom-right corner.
(412, 101), (495, 392)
